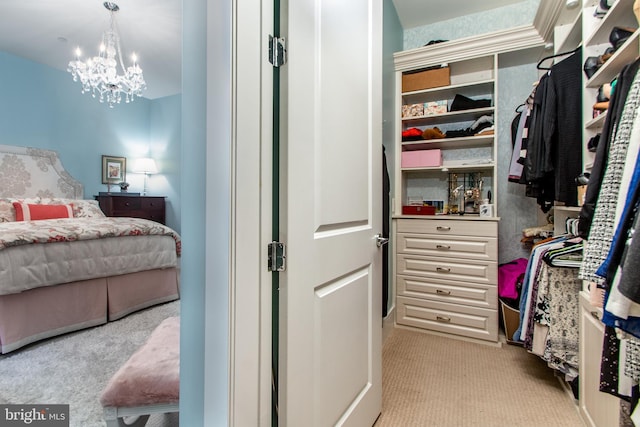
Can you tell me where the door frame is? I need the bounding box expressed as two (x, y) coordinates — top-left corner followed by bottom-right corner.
(228, 0), (274, 425)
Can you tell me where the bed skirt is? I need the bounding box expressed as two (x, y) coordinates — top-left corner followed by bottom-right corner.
(0, 268), (180, 354)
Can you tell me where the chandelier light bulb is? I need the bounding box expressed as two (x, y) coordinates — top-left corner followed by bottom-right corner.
(67, 1), (146, 108)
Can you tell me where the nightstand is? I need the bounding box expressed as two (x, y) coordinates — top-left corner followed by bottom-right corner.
(95, 194), (166, 225)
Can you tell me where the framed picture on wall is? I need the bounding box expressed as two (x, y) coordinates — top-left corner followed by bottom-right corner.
(102, 155), (126, 184)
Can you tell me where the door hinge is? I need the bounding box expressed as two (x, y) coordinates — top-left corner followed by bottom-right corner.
(268, 241), (286, 272)
(269, 35), (287, 68)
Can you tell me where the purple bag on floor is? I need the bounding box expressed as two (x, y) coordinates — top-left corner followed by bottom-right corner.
(498, 258), (528, 300)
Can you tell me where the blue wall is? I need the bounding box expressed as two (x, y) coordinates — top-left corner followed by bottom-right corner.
(402, 0), (541, 50)
(0, 52), (182, 232)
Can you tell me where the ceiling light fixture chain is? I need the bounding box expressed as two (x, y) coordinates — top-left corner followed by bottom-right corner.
(67, 1), (146, 108)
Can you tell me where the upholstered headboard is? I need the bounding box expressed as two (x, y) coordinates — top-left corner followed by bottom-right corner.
(0, 145), (83, 199)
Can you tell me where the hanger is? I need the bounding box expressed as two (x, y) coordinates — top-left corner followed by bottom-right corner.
(536, 44), (581, 70)
(515, 103), (525, 113)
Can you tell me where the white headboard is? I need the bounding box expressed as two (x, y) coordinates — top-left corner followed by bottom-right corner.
(0, 145), (83, 199)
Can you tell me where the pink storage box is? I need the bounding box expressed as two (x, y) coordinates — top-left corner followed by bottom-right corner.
(401, 149), (442, 168)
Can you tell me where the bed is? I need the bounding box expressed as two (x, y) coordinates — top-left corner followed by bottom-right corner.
(0, 144), (180, 353)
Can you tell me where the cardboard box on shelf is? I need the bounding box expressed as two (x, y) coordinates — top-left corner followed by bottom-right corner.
(401, 103), (425, 118)
(401, 149), (442, 168)
(424, 100), (448, 115)
(402, 66), (450, 92)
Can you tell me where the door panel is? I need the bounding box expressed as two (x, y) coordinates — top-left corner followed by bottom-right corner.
(279, 0), (382, 424)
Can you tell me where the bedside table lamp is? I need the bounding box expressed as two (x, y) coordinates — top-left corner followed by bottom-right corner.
(133, 157), (158, 195)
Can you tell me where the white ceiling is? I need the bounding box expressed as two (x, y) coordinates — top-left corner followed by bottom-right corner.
(0, 0), (527, 100)
(0, 0), (181, 100)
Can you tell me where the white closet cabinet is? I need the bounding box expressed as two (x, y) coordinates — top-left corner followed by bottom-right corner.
(393, 51), (500, 343)
(579, 293), (620, 427)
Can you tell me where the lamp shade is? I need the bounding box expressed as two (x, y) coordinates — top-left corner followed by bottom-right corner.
(133, 158), (158, 174)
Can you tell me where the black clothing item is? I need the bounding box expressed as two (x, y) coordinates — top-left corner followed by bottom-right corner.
(382, 146), (390, 318)
(545, 48), (583, 206)
(579, 58), (640, 238)
(524, 73), (551, 183)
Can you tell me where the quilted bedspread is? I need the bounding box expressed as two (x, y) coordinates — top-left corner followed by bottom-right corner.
(0, 216), (181, 255)
(0, 217), (181, 295)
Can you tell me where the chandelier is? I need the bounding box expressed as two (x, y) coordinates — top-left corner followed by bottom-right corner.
(67, 2), (146, 108)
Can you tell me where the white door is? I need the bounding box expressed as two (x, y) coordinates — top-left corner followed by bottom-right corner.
(278, 0), (383, 425)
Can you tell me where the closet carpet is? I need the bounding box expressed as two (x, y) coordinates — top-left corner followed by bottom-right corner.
(375, 328), (585, 427)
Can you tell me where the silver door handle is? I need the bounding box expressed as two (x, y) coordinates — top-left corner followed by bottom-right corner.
(375, 234), (389, 247)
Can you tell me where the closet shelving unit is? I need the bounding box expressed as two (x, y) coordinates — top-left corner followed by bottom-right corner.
(393, 52), (500, 343)
(578, 1), (638, 426)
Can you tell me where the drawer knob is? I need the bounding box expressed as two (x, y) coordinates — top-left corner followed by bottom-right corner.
(125, 202), (130, 206)
(436, 244), (450, 250)
(436, 289), (451, 296)
(436, 316), (451, 323)
(436, 226), (451, 232)
(436, 267), (450, 273)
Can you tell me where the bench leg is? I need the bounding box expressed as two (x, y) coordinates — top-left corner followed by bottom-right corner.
(104, 414), (150, 427)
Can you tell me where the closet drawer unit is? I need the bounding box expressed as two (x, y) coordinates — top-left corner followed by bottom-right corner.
(397, 233), (497, 261)
(397, 296), (498, 342)
(397, 275), (497, 310)
(397, 254), (497, 285)
(396, 218), (497, 237)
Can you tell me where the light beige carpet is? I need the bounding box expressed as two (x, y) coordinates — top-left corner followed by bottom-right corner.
(375, 328), (585, 427)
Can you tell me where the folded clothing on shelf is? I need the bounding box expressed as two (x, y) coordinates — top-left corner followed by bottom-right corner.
(450, 94), (491, 112)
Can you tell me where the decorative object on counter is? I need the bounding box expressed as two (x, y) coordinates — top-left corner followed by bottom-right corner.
(447, 172), (485, 215)
(67, 2), (146, 107)
(119, 181), (130, 192)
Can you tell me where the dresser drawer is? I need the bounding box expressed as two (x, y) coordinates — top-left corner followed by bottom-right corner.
(397, 275), (497, 309)
(397, 233), (497, 261)
(141, 197), (165, 211)
(397, 218), (497, 237)
(112, 196), (141, 210)
(397, 296), (498, 342)
(397, 254), (497, 285)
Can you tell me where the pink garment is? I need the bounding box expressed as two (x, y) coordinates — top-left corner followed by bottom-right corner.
(498, 258), (528, 299)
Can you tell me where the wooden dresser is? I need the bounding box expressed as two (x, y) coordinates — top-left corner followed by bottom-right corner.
(95, 194), (166, 225)
(395, 218), (499, 342)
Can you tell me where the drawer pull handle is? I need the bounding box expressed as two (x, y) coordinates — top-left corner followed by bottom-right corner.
(436, 289), (451, 296)
(436, 316), (451, 323)
(436, 226), (451, 232)
(436, 267), (450, 273)
(591, 311), (600, 320)
(436, 244), (450, 250)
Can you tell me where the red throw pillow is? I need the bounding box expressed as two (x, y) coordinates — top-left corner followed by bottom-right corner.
(12, 202), (74, 221)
